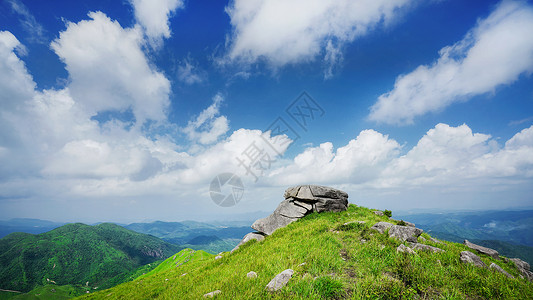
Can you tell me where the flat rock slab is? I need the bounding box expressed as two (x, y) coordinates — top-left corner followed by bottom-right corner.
(460, 251), (486, 268)
(464, 240), (499, 259)
(412, 243), (445, 253)
(252, 211), (298, 236)
(277, 199), (308, 218)
(371, 222), (394, 234)
(397, 244), (416, 255)
(266, 269), (294, 292)
(489, 263), (514, 278)
(388, 225), (423, 242)
(511, 258), (533, 281)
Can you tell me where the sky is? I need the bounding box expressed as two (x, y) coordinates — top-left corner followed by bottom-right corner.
(0, 0), (533, 223)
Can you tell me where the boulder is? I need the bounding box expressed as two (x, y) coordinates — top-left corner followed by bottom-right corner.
(489, 263), (514, 279)
(231, 232), (265, 253)
(203, 290), (221, 298)
(397, 244), (416, 255)
(373, 211), (384, 216)
(429, 237), (444, 245)
(252, 185), (348, 236)
(412, 243), (445, 253)
(266, 269), (294, 292)
(460, 251), (486, 268)
(464, 240), (499, 259)
(511, 258), (533, 281)
(388, 225), (423, 242)
(403, 221), (415, 227)
(370, 222), (394, 234)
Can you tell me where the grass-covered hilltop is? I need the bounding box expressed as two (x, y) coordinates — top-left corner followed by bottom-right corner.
(78, 198), (533, 299)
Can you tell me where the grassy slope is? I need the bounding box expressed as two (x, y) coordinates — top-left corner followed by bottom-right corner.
(136, 248), (213, 280)
(0, 223), (181, 292)
(79, 205), (533, 299)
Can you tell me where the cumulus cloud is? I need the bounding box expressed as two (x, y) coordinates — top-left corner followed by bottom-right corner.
(369, 0), (533, 125)
(50, 12), (171, 124)
(129, 0), (183, 47)
(267, 123), (533, 192)
(225, 0), (415, 75)
(183, 94), (230, 145)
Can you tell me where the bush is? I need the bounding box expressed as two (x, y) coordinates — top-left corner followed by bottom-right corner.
(312, 276), (344, 299)
(384, 210), (392, 218)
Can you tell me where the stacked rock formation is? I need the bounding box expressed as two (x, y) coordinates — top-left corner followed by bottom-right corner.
(232, 185), (348, 252)
(252, 185), (348, 235)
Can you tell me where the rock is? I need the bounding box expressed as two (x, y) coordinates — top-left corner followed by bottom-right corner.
(429, 237), (444, 244)
(231, 232), (265, 253)
(397, 244), (416, 255)
(418, 236), (426, 242)
(370, 222), (394, 234)
(403, 221), (415, 227)
(253, 185), (348, 236)
(215, 255), (222, 260)
(511, 258), (533, 281)
(203, 290), (221, 298)
(464, 240), (499, 259)
(489, 263), (514, 278)
(343, 220), (366, 226)
(388, 225), (423, 242)
(373, 211), (384, 216)
(247, 271), (257, 279)
(460, 251), (486, 268)
(266, 269), (294, 292)
(412, 243), (445, 253)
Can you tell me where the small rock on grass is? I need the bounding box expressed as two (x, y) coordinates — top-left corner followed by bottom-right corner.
(460, 251), (486, 268)
(247, 271), (257, 279)
(490, 263), (514, 278)
(266, 269), (294, 292)
(203, 290), (221, 298)
(397, 244), (416, 255)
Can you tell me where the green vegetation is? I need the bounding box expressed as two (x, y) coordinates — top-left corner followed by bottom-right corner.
(0, 223), (181, 293)
(78, 205), (533, 299)
(384, 209), (392, 218)
(137, 248), (212, 279)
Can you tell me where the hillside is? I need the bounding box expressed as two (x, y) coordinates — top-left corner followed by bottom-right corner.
(0, 223), (181, 293)
(79, 205), (533, 299)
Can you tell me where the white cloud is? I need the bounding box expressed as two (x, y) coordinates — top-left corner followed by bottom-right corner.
(7, 0), (46, 43)
(267, 123), (533, 195)
(225, 0), (415, 74)
(369, 0), (533, 125)
(177, 57), (206, 85)
(50, 12), (171, 124)
(183, 94), (230, 145)
(129, 0), (183, 47)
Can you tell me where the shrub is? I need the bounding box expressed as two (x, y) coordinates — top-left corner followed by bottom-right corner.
(384, 210), (392, 218)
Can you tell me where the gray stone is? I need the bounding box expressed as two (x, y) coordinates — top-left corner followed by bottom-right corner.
(277, 199), (308, 218)
(309, 185), (349, 200)
(315, 197), (348, 213)
(397, 244), (416, 255)
(412, 243), (445, 253)
(296, 185), (314, 199)
(252, 213), (298, 236)
(460, 251), (486, 268)
(373, 211), (384, 216)
(215, 255), (222, 260)
(418, 236), (426, 242)
(388, 225), (423, 242)
(464, 240), (499, 259)
(370, 222), (394, 234)
(292, 199), (313, 210)
(343, 220), (366, 226)
(511, 258), (533, 281)
(231, 232), (265, 253)
(203, 290), (221, 298)
(247, 271), (257, 279)
(429, 237), (444, 244)
(403, 221), (415, 227)
(266, 269), (294, 292)
(489, 263), (514, 278)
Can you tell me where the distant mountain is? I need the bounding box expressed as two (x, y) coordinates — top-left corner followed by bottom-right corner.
(0, 223), (181, 293)
(123, 220), (251, 253)
(0, 218), (64, 238)
(395, 209), (533, 264)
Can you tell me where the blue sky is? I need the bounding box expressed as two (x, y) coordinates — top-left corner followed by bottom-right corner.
(1, 0), (532, 223)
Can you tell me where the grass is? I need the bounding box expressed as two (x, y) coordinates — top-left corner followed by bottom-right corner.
(78, 205), (533, 299)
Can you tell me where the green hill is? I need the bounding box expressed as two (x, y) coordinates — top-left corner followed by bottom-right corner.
(78, 205), (533, 299)
(0, 223), (181, 293)
(136, 248), (213, 280)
